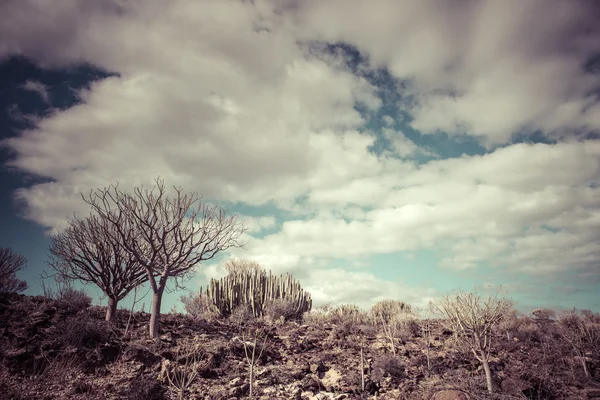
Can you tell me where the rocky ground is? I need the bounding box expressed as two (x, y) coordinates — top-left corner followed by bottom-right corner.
(0, 292), (599, 400)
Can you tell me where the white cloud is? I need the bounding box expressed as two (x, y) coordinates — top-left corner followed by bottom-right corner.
(238, 140), (600, 281)
(287, 0), (600, 146)
(304, 268), (437, 310)
(21, 80), (50, 103)
(382, 115), (395, 127)
(381, 127), (438, 158)
(241, 215), (277, 234)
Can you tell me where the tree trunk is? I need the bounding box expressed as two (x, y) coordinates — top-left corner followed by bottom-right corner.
(105, 296), (118, 322)
(481, 353), (493, 393)
(149, 287), (164, 338)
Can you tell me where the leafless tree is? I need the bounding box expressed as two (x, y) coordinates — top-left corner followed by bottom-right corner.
(83, 178), (247, 337)
(48, 214), (149, 321)
(429, 287), (513, 394)
(222, 258), (265, 275)
(0, 247), (28, 293)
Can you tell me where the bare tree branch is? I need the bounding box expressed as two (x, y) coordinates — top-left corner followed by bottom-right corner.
(48, 213), (150, 321)
(82, 177), (247, 337)
(0, 247), (28, 293)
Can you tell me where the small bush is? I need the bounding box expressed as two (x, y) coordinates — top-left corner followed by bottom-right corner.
(51, 314), (114, 349)
(229, 304), (256, 326)
(303, 304), (332, 326)
(42, 279), (92, 313)
(395, 313), (421, 339)
(372, 353), (405, 383)
(329, 304), (366, 325)
(371, 300), (411, 325)
(57, 287), (92, 312)
(263, 298), (301, 322)
(531, 308), (556, 321)
(180, 290), (219, 320)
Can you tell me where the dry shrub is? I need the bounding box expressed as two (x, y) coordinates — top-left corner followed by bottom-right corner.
(557, 309), (600, 379)
(370, 300), (411, 324)
(159, 336), (208, 400)
(302, 304), (332, 326)
(329, 304), (368, 325)
(35, 352), (85, 384)
(229, 304), (256, 326)
(394, 313), (421, 340)
(58, 287), (92, 312)
(372, 353), (405, 383)
(42, 279), (92, 313)
(531, 308), (557, 321)
(51, 314), (114, 349)
(180, 290), (219, 320)
(263, 298), (300, 322)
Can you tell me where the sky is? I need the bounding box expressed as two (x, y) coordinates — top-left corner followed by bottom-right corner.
(1, 0), (599, 315)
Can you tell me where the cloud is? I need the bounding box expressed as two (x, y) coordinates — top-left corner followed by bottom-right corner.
(241, 215), (277, 234)
(381, 127), (437, 158)
(238, 140), (600, 282)
(303, 268), (437, 310)
(382, 115), (395, 127)
(287, 0), (600, 146)
(21, 80), (50, 103)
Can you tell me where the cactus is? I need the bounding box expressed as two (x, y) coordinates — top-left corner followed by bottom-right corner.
(198, 268), (312, 319)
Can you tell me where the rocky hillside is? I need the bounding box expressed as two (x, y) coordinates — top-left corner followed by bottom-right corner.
(0, 292), (599, 400)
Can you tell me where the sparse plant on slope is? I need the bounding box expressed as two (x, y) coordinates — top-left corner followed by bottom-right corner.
(429, 287), (513, 394)
(371, 299), (411, 324)
(557, 309), (600, 378)
(239, 327), (269, 400)
(421, 319), (433, 376)
(371, 300), (417, 354)
(41, 278), (92, 313)
(0, 247), (28, 293)
(180, 288), (219, 319)
(48, 214), (149, 322)
(160, 336), (207, 400)
(302, 303), (332, 325)
(83, 177), (246, 337)
(331, 303), (362, 323)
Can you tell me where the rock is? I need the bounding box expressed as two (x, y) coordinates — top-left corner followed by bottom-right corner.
(229, 383), (249, 397)
(430, 389), (470, 400)
(158, 332), (173, 343)
(320, 368), (342, 392)
(301, 374), (323, 392)
(228, 377), (244, 387)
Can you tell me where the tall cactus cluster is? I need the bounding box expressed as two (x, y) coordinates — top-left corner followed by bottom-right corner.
(199, 269), (312, 319)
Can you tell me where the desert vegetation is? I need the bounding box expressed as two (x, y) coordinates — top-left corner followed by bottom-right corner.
(1, 281), (600, 399)
(1, 179), (599, 399)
